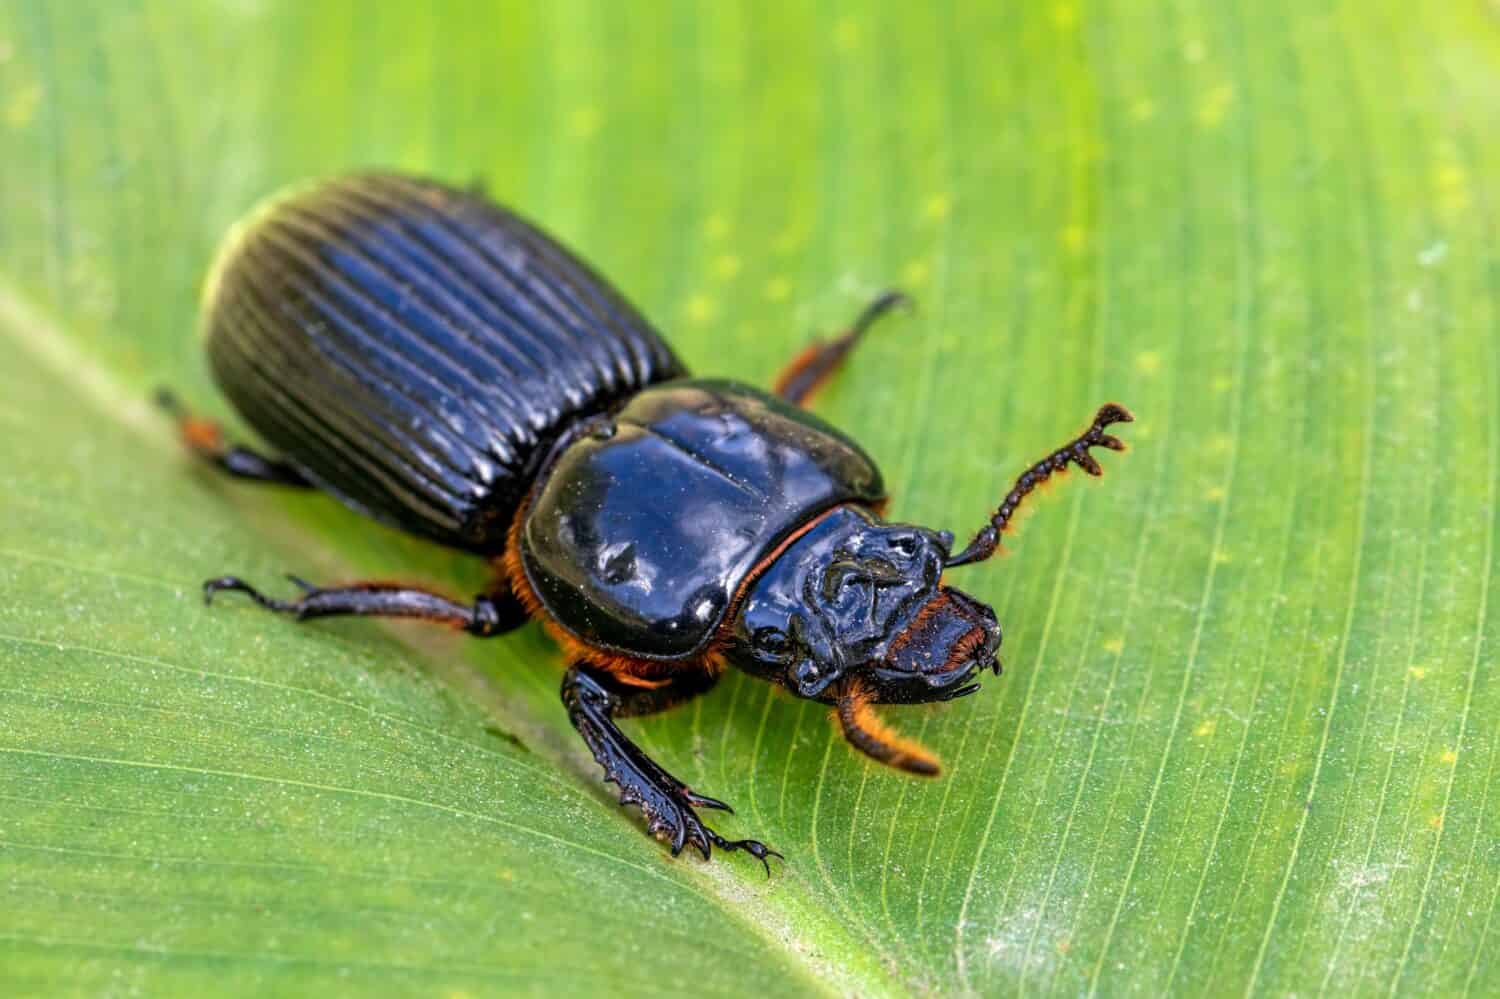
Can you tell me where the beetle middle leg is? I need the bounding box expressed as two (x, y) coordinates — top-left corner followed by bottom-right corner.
(562, 665), (781, 873)
(156, 389), (312, 488)
(204, 574), (529, 637)
(772, 289), (910, 406)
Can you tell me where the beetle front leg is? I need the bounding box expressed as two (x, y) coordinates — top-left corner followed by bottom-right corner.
(562, 665), (781, 873)
(204, 575), (529, 637)
(772, 289), (910, 406)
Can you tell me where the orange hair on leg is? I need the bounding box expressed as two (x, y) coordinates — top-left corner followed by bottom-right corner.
(834, 677), (941, 776)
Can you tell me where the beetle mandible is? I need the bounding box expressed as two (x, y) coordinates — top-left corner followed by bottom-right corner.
(161, 174), (1132, 871)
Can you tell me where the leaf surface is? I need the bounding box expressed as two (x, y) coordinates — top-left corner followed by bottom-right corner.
(1, 2), (1498, 994)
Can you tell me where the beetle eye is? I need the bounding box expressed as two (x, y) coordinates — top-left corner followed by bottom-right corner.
(753, 627), (791, 659)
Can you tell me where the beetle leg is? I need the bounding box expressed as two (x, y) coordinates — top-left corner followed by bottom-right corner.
(835, 676), (942, 776)
(203, 574), (529, 637)
(562, 665), (782, 874)
(946, 403), (1134, 568)
(156, 389), (313, 488)
(772, 289), (911, 406)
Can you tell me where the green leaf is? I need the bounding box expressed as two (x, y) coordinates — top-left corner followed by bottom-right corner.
(2, 2), (1497, 995)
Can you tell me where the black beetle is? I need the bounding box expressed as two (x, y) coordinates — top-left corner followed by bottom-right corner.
(161, 174), (1131, 871)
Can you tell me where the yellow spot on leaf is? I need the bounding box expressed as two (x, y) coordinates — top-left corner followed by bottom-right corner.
(1208, 433), (1233, 453)
(1428, 814), (1443, 829)
(713, 254), (741, 281)
(684, 294), (717, 324)
(1197, 84), (1235, 127)
(1212, 374), (1233, 393)
(1102, 637), (1125, 654)
(1442, 749), (1458, 764)
(1409, 666), (1427, 680)
(704, 214), (731, 241)
(0, 38), (13, 63)
(1213, 550), (1232, 564)
(764, 276), (791, 302)
(1052, 4), (1077, 29)
(834, 16), (861, 52)
(773, 226), (806, 254)
(1205, 486), (1226, 501)
(1061, 224), (1088, 254)
(1135, 350), (1163, 375)
(1194, 719), (1217, 738)
(1183, 39), (1207, 64)
(568, 107), (601, 140)
(902, 259), (931, 287)
(1434, 162), (1470, 216)
(4, 81), (42, 129)
(924, 193), (952, 222)
(1130, 98), (1157, 121)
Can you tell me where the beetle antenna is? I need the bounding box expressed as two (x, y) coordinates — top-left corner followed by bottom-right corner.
(946, 403), (1133, 568)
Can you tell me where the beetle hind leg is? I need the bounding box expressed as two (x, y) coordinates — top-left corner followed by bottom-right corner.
(156, 388), (313, 487)
(562, 665), (782, 874)
(204, 574), (528, 637)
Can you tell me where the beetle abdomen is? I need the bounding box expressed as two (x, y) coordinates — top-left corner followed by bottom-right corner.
(202, 173), (684, 550)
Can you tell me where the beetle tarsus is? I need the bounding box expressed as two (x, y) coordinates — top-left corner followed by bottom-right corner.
(947, 403), (1133, 568)
(562, 666), (781, 872)
(700, 829), (783, 878)
(773, 288), (913, 406)
(203, 574), (527, 636)
(204, 575), (286, 610)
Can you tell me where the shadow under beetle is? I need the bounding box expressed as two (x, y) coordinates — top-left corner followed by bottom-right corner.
(162, 174), (1132, 872)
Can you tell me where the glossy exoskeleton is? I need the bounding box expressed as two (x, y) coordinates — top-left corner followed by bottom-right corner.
(162, 174), (1132, 871)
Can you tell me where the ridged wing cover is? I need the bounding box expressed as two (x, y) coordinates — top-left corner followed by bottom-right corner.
(521, 380), (886, 660)
(202, 173), (684, 551)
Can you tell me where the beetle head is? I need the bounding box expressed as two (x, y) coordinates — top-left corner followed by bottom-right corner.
(728, 505), (1001, 704)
